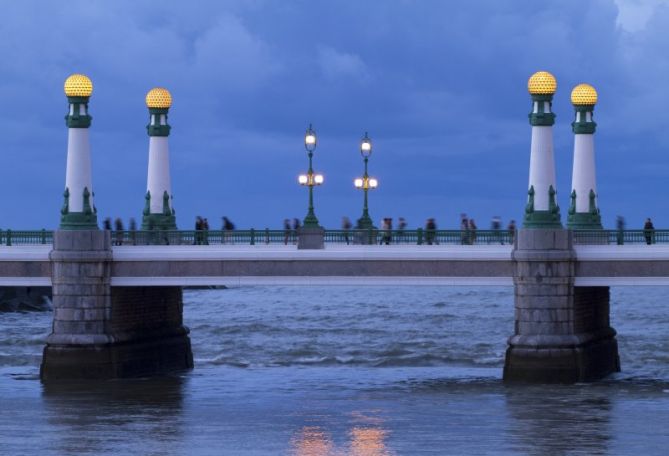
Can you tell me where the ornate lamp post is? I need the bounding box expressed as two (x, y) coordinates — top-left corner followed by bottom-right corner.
(61, 73), (98, 229)
(567, 83), (602, 229)
(142, 87), (177, 231)
(298, 124), (324, 228)
(354, 132), (378, 229)
(523, 70), (562, 228)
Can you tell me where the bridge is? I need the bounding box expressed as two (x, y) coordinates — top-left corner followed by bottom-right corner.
(2, 230), (669, 287)
(2, 71), (660, 384)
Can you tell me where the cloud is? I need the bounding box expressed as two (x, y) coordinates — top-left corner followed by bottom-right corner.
(0, 0), (667, 229)
(317, 46), (371, 83)
(192, 14), (283, 91)
(613, 0), (669, 31)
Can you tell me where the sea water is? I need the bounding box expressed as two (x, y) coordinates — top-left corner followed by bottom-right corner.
(1, 286), (668, 455)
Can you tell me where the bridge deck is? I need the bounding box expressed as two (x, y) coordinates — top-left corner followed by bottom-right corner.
(2, 245), (669, 286)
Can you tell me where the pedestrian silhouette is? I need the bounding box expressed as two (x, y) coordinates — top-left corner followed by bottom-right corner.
(644, 217), (655, 245)
(342, 216), (352, 245)
(223, 216), (235, 244)
(114, 218), (124, 245)
(283, 219), (291, 245)
(425, 218), (437, 245)
(507, 220), (516, 245)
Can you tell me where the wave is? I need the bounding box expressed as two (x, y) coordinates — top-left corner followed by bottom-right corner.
(0, 299), (52, 313)
(192, 347), (503, 369)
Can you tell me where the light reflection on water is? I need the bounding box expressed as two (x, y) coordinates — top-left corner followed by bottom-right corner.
(0, 286), (668, 454)
(290, 420), (391, 456)
(291, 427), (335, 456)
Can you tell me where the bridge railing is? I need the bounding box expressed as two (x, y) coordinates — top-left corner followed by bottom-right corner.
(323, 229), (513, 245)
(1, 229), (669, 246)
(572, 229), (669, 245)
(0, 229), (53, 246)
(108, 229), (290, 246)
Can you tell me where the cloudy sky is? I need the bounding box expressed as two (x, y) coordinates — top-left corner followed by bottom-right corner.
(1, 0), (668, 230)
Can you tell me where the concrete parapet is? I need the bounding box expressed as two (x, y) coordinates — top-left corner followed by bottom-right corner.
(504, 229), (619, 383)
(297, 227), (325, 249)
(41, 230), (192, 381)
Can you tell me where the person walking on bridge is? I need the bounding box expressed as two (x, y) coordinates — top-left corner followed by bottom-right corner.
(468, 218), (477, 245)
(292, 218), (300, 245)
(491, 216), (502, 244)
(397, 217), (407, 243)
(644, 218), (655, 245)
(283, 219), (291, 245)
(223, 216), (235, 244)
(507, 219), (516, 246)
(202, 218), (210, 245)
(129, 217), (137, 245)
(460, 214), (469, 245)
(616, 216), (625, 245)
(114, 218), (124, 245)
(342, 216), (352, 245)
(381, 218), (392, 245)
(194, 216), (203, 245)
(425, 218), (437, 245)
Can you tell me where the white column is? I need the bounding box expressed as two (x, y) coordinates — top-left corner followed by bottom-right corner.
(65, 128), (93, 212)
(571, 134), (596, 212)
(146, 136), (171, 213)
(528, 126), (556, 211)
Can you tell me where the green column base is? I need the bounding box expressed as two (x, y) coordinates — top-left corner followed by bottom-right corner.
(567, 212), (603, 230)
(302, 212), (321, 229)
(142, 213), (177, 231)
(523, 185), (562, 229)
(60, 212), (98, 230)
(523, 210), (562, 229)
(356, 215), (375, 230)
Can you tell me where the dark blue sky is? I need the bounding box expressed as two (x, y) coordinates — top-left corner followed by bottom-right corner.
(1, 0), (668, 230)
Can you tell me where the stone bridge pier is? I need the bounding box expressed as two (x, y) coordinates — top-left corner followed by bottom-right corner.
(40, 230), (193, 381)
(504, 229), (620, 382)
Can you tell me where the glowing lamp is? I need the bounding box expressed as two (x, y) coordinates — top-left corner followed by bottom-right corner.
(146, 87), (172, 109)
(360, 132), (372, 157)
(64, 73), (93, 98)
(304, 124), (317, 153)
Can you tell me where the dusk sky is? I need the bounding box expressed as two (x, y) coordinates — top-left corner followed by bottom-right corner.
(1, 0), (668, 230)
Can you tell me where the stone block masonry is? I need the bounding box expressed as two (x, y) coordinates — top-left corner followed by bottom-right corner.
(40, 230), (192, 381)
(504, 229), (619, 383)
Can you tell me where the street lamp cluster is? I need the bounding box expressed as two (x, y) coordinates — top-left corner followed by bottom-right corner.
(297, 125), (379, 230)
(298, 124), (324, 228)
(353, 132), (378, 230)
(353, 177), (378, 189)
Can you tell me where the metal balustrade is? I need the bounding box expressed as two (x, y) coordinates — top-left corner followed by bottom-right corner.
(323, 229), (513, 245)
(108, 229), (289, 245)
(0, 229), (53, 246)
(571, 229), (669, 245)
(0, 229), (668, 246)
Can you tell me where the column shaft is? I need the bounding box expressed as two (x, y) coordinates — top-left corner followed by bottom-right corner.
(147, 136), (172, 214)
(64, 128), (94, 213)
(528, 126), (557, 211)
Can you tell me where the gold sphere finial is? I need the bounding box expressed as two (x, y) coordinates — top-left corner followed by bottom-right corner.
(528, 71), (557, 95)
(571, 83), (597, 106)
(64, 73), (93, 97)
(146, 88), (172, 109)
